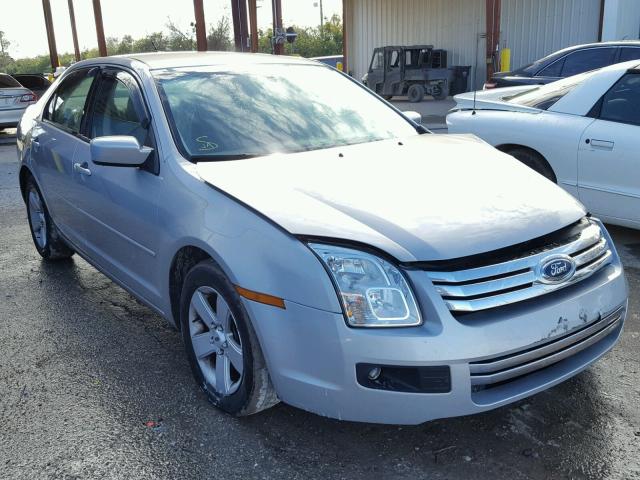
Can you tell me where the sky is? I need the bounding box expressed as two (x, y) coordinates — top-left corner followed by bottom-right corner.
(1, 0), (342, 59)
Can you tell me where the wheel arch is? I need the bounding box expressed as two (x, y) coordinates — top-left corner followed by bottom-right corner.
(18, 165), (34, 202)
(168, 244), (214, 329)
(495, 144), (558, 183)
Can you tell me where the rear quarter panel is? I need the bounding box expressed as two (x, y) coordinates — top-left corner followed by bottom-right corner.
(447, 110), (595, 198)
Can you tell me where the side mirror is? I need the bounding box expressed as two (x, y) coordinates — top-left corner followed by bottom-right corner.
(90, 135), (153, 167)
(403, 111), (423, 124)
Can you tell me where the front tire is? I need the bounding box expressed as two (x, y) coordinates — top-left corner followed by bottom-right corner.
(180, 259), (279, 416)
(25, 176), (74, 260)
(407, 84), (425, 103)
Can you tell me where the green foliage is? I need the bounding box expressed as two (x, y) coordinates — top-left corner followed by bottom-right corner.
(257, 14), (342, 57)
(2, 15), (341, 75)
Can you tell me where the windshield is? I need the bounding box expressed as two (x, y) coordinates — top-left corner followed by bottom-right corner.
(153, 64), (417, 160)
(505, 70), (596, 110)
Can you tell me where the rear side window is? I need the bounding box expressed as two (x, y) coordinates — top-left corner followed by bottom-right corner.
(0, 73), (21, 88)
(536, 58), (564, 77)
(599, 73), (640, 125)
(45, 69), (96, 133)
(619, 47), (640, 62)
(561, 48), (616, 77)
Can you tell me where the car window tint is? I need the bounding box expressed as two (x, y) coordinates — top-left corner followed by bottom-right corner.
(561, 48), (616, 77)
(0, 73), (22, 88)
(506, 70), (595, 109)
(46, 70), (95, 133)
(90, 72), (148, 146)
(536, 57), (564, 77)
(619, 48), (640, 62)
(599, 73), (640, 125)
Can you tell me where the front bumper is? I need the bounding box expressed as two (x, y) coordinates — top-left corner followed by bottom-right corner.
(243, 249), (628, 425)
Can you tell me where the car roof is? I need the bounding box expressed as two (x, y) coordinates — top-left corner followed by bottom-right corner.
(548, 40), (640, 57)
(70, 51), (320, 71)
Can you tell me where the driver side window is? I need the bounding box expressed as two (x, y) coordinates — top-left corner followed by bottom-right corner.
(89, 71), (150, 147)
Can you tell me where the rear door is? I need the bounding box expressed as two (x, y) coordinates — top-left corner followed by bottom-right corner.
(33, 68), (98, 242)
(69, 67), (163, 304)
(578, 72), (640, 226)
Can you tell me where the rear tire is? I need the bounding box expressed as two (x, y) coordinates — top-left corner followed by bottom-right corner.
(180, 259), (279, 416)
(407, 84), (425, 103)
(503, 147), (556, 182)
(25, 176), (74, 260)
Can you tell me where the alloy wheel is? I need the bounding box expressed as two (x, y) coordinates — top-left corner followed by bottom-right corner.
(188, 286), (244, 396)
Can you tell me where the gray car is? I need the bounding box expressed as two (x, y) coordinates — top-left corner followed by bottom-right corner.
(16, 52), (628, 425)
(1, 73), (36, 130)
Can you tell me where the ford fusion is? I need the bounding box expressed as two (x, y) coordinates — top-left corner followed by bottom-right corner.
(16, 53), (628, 425)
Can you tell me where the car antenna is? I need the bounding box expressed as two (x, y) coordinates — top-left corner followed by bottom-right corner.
(473, 30), (487, 115)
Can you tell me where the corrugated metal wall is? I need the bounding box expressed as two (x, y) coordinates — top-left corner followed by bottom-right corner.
(345, 0), (603, 91)
(500, 0), (601, 70)
(345, 0), (487, 88)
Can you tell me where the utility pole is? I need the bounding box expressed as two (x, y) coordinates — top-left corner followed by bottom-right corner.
(67, 0), (81, 61)
(319, 0), (324, 31)
(193, 0), (207, 51)
(231, 0), (250, 52)
(92, 0), (107, 57)
(41, 0), (59, 69)
(272, 0), (283, 54)
(248, 0), (258, 53)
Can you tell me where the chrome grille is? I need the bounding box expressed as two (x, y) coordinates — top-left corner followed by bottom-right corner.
(426, 221), (612, 313)
(469, 305), (625, 387)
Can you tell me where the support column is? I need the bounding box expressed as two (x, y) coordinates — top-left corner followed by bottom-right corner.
(42, 0), (59, 69)
(92, 0), (107, 57)
(342, 0), (348, 73)
(193, 0), (207, 51)
(485, 0), (501, 79)
(68, 0), (81, 61)
(248, 0), (258, 53)
(231, 0), (250, 52)
(272, 0), (284, 55)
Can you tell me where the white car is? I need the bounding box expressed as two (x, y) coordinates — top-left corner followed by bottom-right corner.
(447, 60), (640, 230)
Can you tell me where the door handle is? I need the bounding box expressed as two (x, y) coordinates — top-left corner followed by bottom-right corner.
(73, 162), (92, 176)
(588, 139), (614, 151)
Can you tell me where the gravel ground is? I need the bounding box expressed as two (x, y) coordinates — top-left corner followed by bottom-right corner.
(0, 144), (639, 480)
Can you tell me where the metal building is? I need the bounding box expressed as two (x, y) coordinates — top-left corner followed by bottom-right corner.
(343, 0), (640, 88)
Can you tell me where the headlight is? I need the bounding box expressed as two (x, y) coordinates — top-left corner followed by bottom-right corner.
(309, 243), (422, 328)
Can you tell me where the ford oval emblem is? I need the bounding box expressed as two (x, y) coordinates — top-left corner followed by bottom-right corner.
(538, 255), (576, 284)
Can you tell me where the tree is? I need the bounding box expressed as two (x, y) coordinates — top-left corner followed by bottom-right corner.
(0, 31), (14, 71)
(207, 17), (233, 51)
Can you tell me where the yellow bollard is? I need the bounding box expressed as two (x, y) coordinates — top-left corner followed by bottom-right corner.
(336, 61), (344, 72)
(500, 48), (511, 72)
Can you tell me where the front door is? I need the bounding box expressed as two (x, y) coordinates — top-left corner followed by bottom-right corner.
(578, 72), (640, 227)
(70, 68), (165, 304)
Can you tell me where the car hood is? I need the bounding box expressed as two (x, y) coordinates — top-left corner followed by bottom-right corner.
(196, 134), (586, 262)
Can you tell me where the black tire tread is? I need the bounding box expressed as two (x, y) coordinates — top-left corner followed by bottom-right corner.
(504, 147), (557, 183)
(25, 176), (74, 261)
